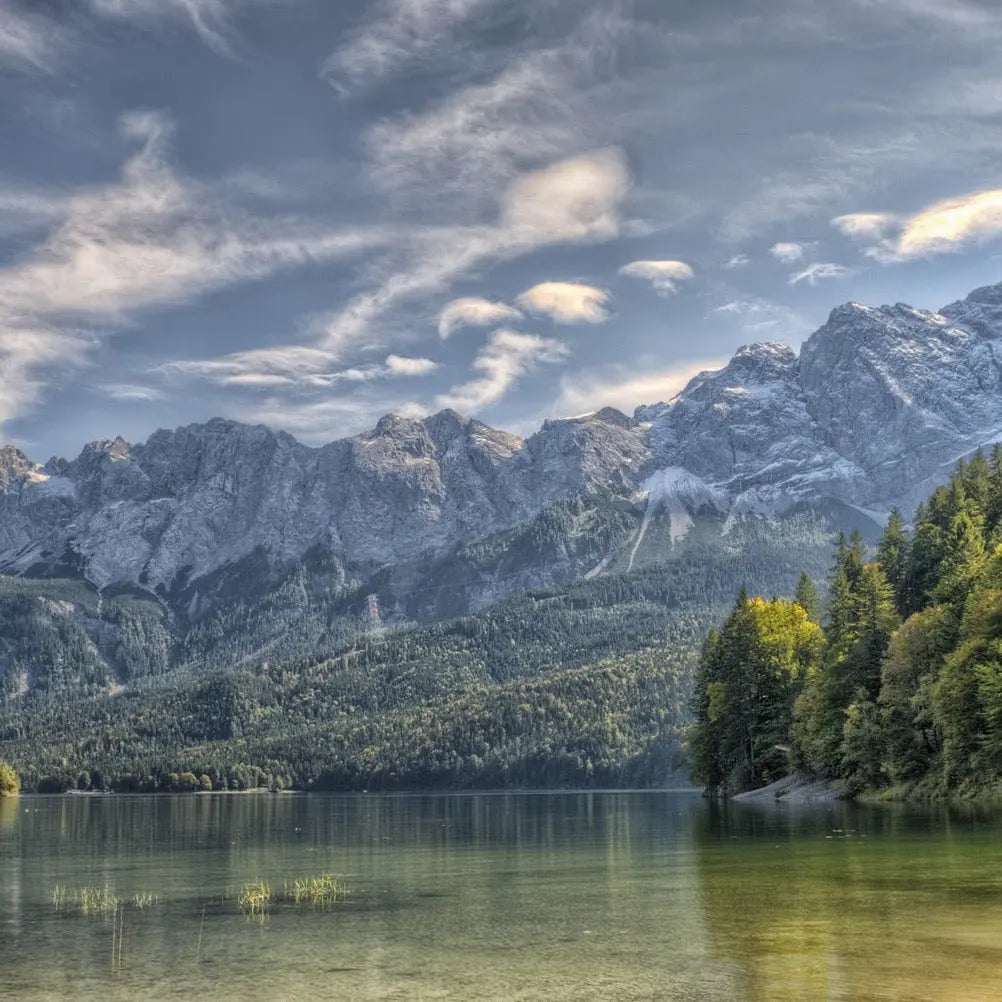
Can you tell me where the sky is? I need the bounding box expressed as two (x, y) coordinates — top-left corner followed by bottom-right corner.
(5, 0), (1002, 459)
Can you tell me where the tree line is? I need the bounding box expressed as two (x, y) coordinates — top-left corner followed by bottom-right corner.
(691, 447), (1002, 798)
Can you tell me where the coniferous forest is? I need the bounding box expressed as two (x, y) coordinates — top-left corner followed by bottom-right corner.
(9, 444), (1002, 801)
(691, 447), (1002, 800)
(0, 515), (832, 793)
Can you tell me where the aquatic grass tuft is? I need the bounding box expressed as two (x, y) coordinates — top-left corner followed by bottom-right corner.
(52, 884), (159, 917)
(285, 872), (342, 909)
(237, 880), (273, 918)
(52, 885), (121, 915)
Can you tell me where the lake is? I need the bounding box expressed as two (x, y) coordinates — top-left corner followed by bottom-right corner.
(2, 791), (1002, 1000)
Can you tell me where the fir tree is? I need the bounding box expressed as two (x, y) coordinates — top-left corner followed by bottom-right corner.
(794, 572), (820, 623)
(877, 509), (909, 615)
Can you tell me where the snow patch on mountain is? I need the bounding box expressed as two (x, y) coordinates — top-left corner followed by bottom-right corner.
(640, 466), (729, 542)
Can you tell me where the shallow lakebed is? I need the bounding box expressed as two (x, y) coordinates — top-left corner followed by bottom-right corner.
(2, 790), (1002, 1000)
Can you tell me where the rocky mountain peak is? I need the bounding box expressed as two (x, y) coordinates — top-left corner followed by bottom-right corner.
(940, 280), (1002, 339)
(5, 278), (1002, 605)
(0, 445), (34, 490)
(726, 341), (798, 381)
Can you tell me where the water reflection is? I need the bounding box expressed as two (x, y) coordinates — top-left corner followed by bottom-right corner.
(2, 792), (1002, 1000)
(691, 799), (1002, 1001)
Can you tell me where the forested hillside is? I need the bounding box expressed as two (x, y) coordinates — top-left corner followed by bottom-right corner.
(0, 514), (833, 792)
(691, 446), (1002, 799)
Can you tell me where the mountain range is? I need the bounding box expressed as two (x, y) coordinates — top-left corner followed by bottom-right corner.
(3, 280), (1002, 790)
(4, 281), (1002, 611)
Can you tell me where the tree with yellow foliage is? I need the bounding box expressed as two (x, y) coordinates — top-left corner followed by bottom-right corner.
(690, 594), (822, 794)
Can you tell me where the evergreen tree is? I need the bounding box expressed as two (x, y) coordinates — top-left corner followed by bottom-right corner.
(794, 572), (820, 623)
(877, 509), (909, 615)
(878, 605), (951, 782)
(690, 597), (822, 793)
(793, 554), (897, 779)
(932, 510), (986, 610)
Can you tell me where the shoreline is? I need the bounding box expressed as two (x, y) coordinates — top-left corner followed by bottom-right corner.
(731, 775), (843, 805)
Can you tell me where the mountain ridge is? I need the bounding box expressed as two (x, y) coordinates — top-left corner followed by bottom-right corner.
(4, 281), (1002, 614)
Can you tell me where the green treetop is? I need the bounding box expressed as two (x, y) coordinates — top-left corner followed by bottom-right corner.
(0, 759), (19, 797)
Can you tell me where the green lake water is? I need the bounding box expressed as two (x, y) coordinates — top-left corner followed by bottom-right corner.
(2, 791), (1002, 1000)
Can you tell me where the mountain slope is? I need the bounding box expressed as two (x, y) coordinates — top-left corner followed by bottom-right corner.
(6, 282), (1002, 624)
(3, 279), (1002, 737)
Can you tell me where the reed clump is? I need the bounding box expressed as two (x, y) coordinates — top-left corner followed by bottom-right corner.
(286, 873), (342, 908)
(52, 885), (121, 915)
(237, 880), (273, 918)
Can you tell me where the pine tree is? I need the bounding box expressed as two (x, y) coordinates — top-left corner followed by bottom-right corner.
(933, 510), (986, 610)
(794, 572), (820, 623)
(877, 509), (909, 615)
(689, 597), (822, 793)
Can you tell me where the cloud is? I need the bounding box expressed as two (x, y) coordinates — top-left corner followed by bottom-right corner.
(324, 0), (494, 90)
(167, 144), (630, 432)
(435, 328), (568, 412)
(831, 212), (896, 241)
(618, 259), (695, 295)
(0, 111), (391, 433)
(769, 242), (806, 264)
(515, 282), (610, 324)
(316, 147), (631, 352)
(788, 262), (852, 285)
(555, 358), (729, 417)
(0, 0), (63, 71)
(724, 254), (750, 269)
(0, 327), (91, 429)
(363, 6), (636, 214)
(165, 346), (437, 388)
(848, 0), (1001, 31)
(709, 296), (813, 339)
(888, 188), (1002, 259)
(99, 383), (166, 402)
(833, 188), (1002, 261)
(384, 354), (438, 376)
(438, 297), (522, 339)
(500, 147), (631, 246)
(86, 0), (270, 56)
(365, 49), (581, 211)
(0, 113), (387, 320)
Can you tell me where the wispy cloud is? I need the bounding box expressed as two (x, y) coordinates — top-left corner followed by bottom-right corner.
(435, 328), (567, 412)
(831, 212), (896, 241)
(87, 0), (273, 56)
(847, 0), (1002, 32)
(165, 347), (437, 388)
(0, 0), (64, 71)
(0, 111), (390, 432)
(438, 296), (522, 339)
(618, 259), (694, 295)
(362, 5), (636, 215)
(515, 282), (610, 324)
(555, 358), (728, 417)
(314, 147), (631, 353)
(769, 242), (806, 264)
(834, 187), (1002, 261)
(0, 328), (91, 430)
(324, 0), (495, 91)
(709, 296), (813, 339)
(98, 382), (166, 402)
(723, 253), (750, 269)
(788, 262), (852, 285)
